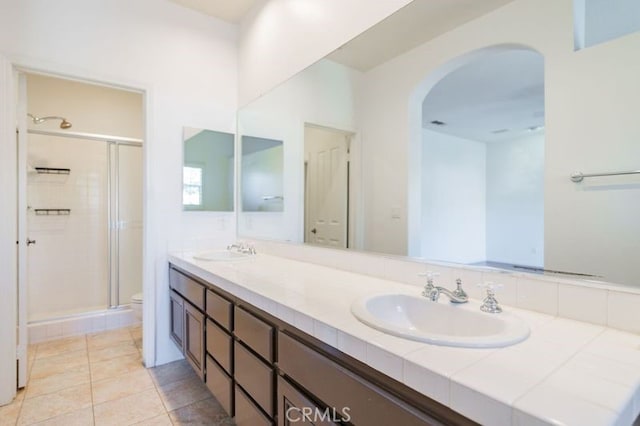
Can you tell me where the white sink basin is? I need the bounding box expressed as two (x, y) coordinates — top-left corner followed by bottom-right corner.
(351, 293), (530, 348)
(193, 250), (250, 262)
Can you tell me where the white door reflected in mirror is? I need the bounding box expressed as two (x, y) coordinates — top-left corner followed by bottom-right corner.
(304, 125), (352, 249)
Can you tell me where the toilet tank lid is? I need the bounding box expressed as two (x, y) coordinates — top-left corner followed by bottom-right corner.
(132, 293), (143, 302)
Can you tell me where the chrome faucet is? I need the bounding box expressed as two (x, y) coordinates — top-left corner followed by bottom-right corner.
(420, 271), (438, 298)
(227, 242), (257, 255)
(478, 283), (503, 313)
(420, 273), (468, 304)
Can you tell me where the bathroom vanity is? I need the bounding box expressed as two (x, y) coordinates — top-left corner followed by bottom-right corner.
(168, 251), (640, 426)
(168, 264), (469, 425)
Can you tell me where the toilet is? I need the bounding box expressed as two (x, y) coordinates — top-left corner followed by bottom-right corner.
(131, 293), (143, 322)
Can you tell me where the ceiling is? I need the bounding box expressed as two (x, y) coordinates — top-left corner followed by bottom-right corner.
(169, 0), (541, 143)
(422, 49), (545, 143)
(326, 0), (515, 72)
(168, 0), (260, 23)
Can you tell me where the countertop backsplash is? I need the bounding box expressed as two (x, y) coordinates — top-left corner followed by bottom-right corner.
(249, 239), (640, 335)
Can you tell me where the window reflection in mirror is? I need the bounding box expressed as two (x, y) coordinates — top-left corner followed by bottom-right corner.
(182, 128), (234, 212)
(241, 135), (284, 212)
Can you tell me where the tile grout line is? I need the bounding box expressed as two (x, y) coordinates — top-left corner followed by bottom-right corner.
(509, 327), (608, 419)
(14, 341), (32, 425)
(149, 371), (174, 424)
(86, 334), (97, 426)
(127, 326), (174, 425)
(21, 334), (91, 425)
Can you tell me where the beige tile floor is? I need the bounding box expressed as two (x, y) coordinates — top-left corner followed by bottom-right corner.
(0, 326), (235, 426)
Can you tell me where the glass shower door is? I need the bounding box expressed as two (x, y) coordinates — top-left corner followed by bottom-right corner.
(109, 143), (142, 307)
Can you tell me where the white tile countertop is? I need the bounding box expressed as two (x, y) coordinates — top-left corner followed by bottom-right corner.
(168, 252), (640, 426)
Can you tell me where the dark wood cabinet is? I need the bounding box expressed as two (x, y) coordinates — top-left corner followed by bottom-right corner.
(184, 301), (205, 379)
(169, 290), (184, 350)
(206, 319), (233, 375)
(235, 384), (273, 426)
(168, 264), (473, 426)
(206, 355), (233, 416)
(278, 333), (440, 426)
(170, 267), (205, 309)
(234, 340), (274, 417)
(277, 376), (339, 426)
(235, 306), (274, 363)
(207, 289), (233, 331)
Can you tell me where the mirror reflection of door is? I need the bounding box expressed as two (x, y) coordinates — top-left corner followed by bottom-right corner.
(304, 124), (351, 248)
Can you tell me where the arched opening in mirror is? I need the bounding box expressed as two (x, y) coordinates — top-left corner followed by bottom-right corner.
(410, 46), (545, 271)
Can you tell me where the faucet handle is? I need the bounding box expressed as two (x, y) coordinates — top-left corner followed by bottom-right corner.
(247, 242), (257, 255)
(477, 282), (503, 313)
(452, 278), (468, 299)
(419, 271), (439, 297)
(418, 271), (440, 284)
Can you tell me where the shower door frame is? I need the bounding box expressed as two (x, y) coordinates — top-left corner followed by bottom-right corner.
(26, 128), (143, 310)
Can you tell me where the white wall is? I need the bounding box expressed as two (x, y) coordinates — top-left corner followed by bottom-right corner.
(486, 132), (544, 267)
(26, 73), (143, 138)
(241, 145), (284, 212)
(238, 0), (413, 105)
(237, 59), (361, 243)
(0, 0), (239, 386)
(358, 0), (640, 285)
(421, 129), (486, 263)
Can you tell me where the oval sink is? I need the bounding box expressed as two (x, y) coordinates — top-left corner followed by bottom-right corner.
(193, 250), (250, 262)
(351, 293), (529, 348)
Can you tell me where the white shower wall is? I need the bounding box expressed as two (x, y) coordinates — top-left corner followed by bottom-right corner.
(27, 135), (109, 321)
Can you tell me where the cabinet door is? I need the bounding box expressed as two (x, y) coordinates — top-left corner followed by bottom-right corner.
(278, 376), (339, 426)
(184, 302), (205, 378)
(169, 290), (184, 351)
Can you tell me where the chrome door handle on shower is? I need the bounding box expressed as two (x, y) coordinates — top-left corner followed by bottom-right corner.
(26, 238), (36, 246)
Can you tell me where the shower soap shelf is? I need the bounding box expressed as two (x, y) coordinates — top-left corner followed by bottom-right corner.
(34, 209), (71, 216)
(34, 167), (70, 175)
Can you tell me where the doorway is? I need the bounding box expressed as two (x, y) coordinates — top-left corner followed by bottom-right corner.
(16, 72), (144, 387)
(416, 47), (544, 268)
(304, 124), (352, 248)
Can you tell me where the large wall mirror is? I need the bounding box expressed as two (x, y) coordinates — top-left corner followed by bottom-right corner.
(183, 127), (235, 212)
(237, 0), (640, 287)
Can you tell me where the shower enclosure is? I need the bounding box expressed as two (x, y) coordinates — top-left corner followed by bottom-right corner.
(14, 71), (145, 389)
(23, 129), (143, 321)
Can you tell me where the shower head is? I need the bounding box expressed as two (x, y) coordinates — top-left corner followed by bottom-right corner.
(27, 113), (72, 129)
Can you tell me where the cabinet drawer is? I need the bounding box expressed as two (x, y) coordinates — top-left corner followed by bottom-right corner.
(184, 302), (205, 379)
(234, 341), (274, 417)
(205, 355), (233, 416)
(235, 307), (274, 362)
(170, 268), (205, 310)
(206, 319), (232, 374)
(278, 332), (437, 426)
(169, 290), (184, 352)
(206, 289), (232, 331)
(235, 385), (272, 426)
(277, 376), (339, 426)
